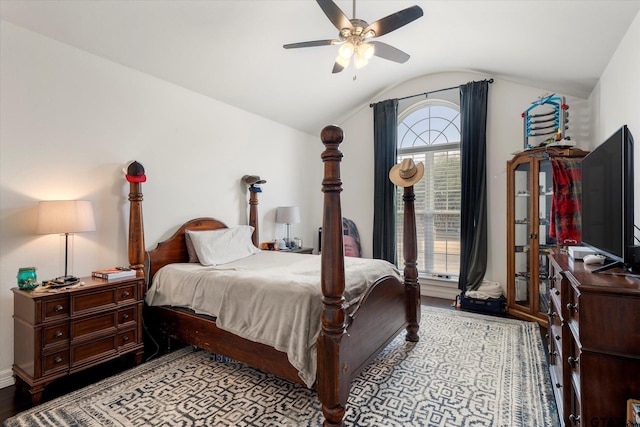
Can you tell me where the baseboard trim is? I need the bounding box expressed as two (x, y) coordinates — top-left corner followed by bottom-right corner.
(420, 281), (460, 300)
(0, 368), (15, 390)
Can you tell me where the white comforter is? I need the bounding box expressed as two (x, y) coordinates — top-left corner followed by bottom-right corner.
(145, 251), (402, 387)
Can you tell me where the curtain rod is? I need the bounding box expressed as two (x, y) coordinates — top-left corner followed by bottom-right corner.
(369, 78), (494, 107)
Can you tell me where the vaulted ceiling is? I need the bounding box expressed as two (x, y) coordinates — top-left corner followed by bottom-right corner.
(2, 1), (639, 135)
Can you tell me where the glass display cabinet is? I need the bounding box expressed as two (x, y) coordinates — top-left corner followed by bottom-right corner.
(506, 146), (588, 326)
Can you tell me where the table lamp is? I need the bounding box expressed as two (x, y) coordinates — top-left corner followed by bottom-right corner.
(276, 206), (300, 248)
(36, 200), (96, 282)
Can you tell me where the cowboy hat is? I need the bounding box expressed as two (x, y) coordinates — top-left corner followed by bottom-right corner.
(242, 175), (266, 185)
(389, 158), (424, 187)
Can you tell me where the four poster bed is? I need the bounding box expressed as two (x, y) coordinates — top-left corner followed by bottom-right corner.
(126, 125), (421, 426)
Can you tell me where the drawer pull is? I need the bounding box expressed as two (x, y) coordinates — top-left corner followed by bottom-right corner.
(122, 335), (130, 342)
(568, 414), (580, 424)
(122, 291), (130, 298)
(568, 356), (579, 367)
(555, 335), (560, 341)
(555, 382), (562, 389)
(54, 331), (63, 338)
(54, 304), (64, 312)
(54, 356), (63, 364)
(122, 314), (129, 320)
(566, 303), (578, 313)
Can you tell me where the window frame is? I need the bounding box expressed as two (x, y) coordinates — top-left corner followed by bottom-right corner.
(396, 98), (462, 281)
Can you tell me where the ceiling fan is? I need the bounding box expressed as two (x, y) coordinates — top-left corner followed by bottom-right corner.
(283, 0), (424, 74)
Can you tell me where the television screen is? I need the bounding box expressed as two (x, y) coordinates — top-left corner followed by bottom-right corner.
(581, 125), (634, 270)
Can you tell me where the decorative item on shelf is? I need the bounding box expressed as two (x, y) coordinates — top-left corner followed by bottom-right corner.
(17, 267), (38, 290)
(276, 206), (300, 249)
(36, 200), (96, 284)
(521, 93), (570, 149)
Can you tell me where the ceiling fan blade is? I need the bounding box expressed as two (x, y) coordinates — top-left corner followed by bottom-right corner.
(283, 39), (340, 49)
(370, 41), (410, 63)
(365, 5), (423, 38)
(316, 0), (352, 31)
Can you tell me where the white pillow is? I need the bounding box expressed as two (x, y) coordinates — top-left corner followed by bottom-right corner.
(186, 226), (260, 266)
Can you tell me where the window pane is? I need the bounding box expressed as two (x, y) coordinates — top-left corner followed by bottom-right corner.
(397, 101), (461, 278)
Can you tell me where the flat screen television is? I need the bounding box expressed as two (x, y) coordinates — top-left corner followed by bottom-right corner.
(580, 124), (637, 272)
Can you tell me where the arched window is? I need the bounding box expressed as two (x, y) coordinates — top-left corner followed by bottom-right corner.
(396, 100), (461, 279)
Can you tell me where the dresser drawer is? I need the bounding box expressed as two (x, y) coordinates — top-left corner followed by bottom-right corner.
(43, 297), (70, 322)
(42, 323), (70, 348)
(566, 285), (580, 329)
(72, 312), (117, 340)
(548, 322), (563, 365)
(42, 349), (69, 376)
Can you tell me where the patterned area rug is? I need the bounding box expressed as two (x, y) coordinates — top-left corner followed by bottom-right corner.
(4, 307), (558, 427)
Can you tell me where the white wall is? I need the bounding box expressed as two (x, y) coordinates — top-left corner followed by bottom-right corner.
(0, 22), (323, 388)
(337, 71), (591, 299)
(588, 10), (640, 235)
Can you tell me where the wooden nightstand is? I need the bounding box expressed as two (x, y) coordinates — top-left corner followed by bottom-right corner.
(12, 275), (146, 404)
(289, 247), (313, 254)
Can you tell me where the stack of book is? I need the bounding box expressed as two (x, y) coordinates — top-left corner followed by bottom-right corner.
(91, 268), (136, 280)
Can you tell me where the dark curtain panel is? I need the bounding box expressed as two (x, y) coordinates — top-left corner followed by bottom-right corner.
(458, 80), (489, 292)
(372, 99), (398, 263)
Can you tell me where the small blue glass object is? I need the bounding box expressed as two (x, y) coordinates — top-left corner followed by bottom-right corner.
(17, 267), (38, 290)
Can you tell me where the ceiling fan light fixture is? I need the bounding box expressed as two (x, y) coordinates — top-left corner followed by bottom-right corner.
(335, 54), (350, 68)
(354, 51), (369, 69)
(358, 42), (375, 60)
(338, 41), (355, 59)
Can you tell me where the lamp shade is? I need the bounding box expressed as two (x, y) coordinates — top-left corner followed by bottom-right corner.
(275, 206), (300, 225)
(36, 200), (96, 234)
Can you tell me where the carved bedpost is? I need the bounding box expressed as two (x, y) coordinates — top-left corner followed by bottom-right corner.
(389, 159), (423, 342)
(317, 125), (348, 427)
(403, 186), (420, 342)
(242, 175), (266, 247)
(125, 161), (146, 277)
(248, 187), (260, 247)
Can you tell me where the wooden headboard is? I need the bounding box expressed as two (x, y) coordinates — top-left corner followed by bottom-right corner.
(145, 217), (227, 281)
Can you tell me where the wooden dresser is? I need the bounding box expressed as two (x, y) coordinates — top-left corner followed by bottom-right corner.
(547, 251), (640, 426)
(12, 275), (146, 404)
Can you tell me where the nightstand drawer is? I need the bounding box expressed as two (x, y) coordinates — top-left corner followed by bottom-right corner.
(72, 289), (117, 314)
(72, 312), (116, 340)
(118, 329), (137, 348)
(43, 298), (70, 321)
(71, 335), (117, 366)
(42, 349), (69, 375)
(118, 307), (136, 326)
(117, 284), (137, 302)
(43, 323), (70, 348)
